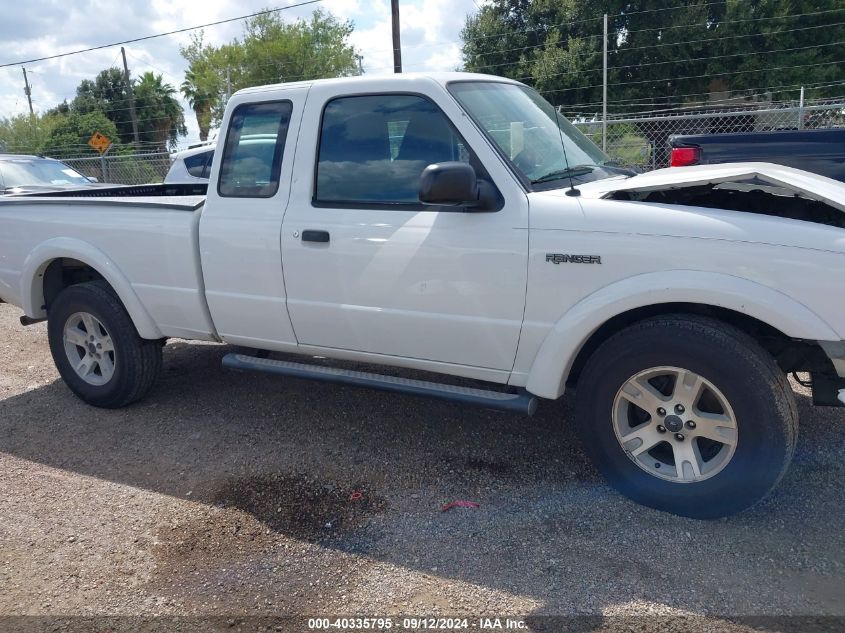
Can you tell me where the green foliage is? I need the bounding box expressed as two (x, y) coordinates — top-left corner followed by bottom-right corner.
(134, 72), (187, 150)
(0, 113), (62, 154)
(462, 0), (845, 112)
(71, 68), (136, 143)
(64, 68), (185, 150)
(180, 9), (360, 128)
(180, 33), (221, 142)
(41, 111), (122, 159)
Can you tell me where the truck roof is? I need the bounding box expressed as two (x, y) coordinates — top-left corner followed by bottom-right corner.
(233, 71), (523, 97)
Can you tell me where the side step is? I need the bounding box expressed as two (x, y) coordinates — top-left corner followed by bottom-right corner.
(222, 353), (538, 415)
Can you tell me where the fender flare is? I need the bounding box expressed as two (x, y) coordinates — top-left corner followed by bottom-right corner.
(19, 237), (163, 340)
(525, 270), (839, 399)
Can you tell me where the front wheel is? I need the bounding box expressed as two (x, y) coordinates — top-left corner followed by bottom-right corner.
(575, 315), (797, 519)
(47, 281), (162, 408)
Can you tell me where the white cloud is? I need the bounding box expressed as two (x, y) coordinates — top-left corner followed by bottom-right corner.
(0, 0), (480, 149)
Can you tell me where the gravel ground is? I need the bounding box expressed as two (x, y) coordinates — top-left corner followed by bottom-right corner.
(0, 302), (843, 632)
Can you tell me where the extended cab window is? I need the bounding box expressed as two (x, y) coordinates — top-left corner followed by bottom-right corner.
(315, 94), (471, 205)
(218, 101), (292, 198)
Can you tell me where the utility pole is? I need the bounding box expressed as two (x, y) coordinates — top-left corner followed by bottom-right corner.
(22, 68), (34, 117)
(391, 0), (402, 73)
(120, 47), (140, 147)
(602, 13), (608, 153)
(224, 67), (232, 102)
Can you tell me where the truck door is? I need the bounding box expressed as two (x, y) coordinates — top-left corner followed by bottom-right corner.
(281, 85), (529, 375)
(199, 88), (306, 350)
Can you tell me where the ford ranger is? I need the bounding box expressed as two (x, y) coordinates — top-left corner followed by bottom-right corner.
(1, 73), (844, 519)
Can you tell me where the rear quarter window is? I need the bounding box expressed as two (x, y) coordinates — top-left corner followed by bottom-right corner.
(183, 151), (212, 178)
(218, 101), (293, 198)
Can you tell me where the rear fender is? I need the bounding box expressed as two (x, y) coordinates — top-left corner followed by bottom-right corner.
(20, 238), (163, 339)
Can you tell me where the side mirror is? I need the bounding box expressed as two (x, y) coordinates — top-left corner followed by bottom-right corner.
(419, 162), (479, 206)
(87, 176), (99, 183)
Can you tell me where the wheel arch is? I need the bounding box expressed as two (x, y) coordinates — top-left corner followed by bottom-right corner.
(525, 270), (839, 399)
(20, 238), (163, 339)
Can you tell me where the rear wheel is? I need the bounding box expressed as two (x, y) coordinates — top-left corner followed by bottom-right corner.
(48, 281), (162, 408)
(575, 315), (797, 519)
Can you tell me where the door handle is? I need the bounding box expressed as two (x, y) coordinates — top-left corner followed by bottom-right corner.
(301, 230), (330, 243)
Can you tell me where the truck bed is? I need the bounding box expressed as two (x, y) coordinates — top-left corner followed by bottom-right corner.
(0, 186), (214, 340)
(670, 128), (845, 182)
(8, 182), (207, 198)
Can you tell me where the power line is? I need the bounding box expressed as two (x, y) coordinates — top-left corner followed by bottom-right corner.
(622, 6), (845, 37)
(0, 0), (323, 69)
(617, 20), (845, 53)
(524, 58), (845, 93)
(463, 29), (845, 76)
(609, 39), (845, 71)
(461, 5), (845, 51)
(462, 13), (845, 75)
(610, 0), (737, 18)
(462, 22), (845, 74)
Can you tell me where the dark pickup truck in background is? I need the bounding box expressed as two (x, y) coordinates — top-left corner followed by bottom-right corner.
(670, 128), (845, 182)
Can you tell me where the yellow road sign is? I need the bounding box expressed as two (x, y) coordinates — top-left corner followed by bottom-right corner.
(87, 131), (111, 154)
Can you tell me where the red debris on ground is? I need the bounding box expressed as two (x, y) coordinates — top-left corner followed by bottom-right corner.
(441, 500), (481, 512)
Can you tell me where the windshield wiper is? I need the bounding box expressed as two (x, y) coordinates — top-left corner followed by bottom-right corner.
(530, 164), (596, 184)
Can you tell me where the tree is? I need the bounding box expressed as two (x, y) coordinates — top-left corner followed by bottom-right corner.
(181, 9), (360, 128)
(181, 69), (215, 142)
(71, 68), (136, 144)
(238, 10), (359, 86)
(180, 33), (222, 141)
(134, 72), (187, 150)
(68, 68), (186, 149)
(461, 0), (845, 113)
(41, 111), (122, 159)
(0, 113), (62, 154)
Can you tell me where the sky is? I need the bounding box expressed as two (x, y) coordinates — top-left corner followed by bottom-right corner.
(0, 0), (482, 149)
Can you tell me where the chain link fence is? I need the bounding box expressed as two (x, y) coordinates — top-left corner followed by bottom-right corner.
(572, 100), (845, 171)
(61, 152), (172, 185)
(53, 100), (845, 182)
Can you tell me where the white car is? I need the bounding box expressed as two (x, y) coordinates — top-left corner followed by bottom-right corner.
(164, 144), (215, 184)
(2, 72), (845, 518)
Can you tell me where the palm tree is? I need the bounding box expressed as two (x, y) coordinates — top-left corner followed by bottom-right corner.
(134, 72), (187, 151)
(181, 69), (217, 142)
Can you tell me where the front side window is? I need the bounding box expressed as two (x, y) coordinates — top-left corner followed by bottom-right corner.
(449, 82), (610, 187)
(218, 101), (292, 198)
(315, 94), (471, 205)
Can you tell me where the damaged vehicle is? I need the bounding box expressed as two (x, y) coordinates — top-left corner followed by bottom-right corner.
(1, 73), (843, 519)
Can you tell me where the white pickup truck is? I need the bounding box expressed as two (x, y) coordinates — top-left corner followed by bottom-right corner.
(2, 73), (844, 518)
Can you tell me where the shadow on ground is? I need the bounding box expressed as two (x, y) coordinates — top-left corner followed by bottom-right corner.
(1, 341), (844, 624)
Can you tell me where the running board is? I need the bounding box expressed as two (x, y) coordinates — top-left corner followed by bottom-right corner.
(222, 353), (538, 415)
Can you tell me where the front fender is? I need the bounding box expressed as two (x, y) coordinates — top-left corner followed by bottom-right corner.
(525, 270), (839, 399)
(20, 237), (163, 339)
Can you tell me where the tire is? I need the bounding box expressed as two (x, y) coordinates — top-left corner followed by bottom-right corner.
(575, 314), (797, 519)
(47, 281), (162, 408)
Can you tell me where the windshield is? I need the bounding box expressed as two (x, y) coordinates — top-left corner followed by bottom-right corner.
(0, 158), (91, 189)
(448, 82), (610, 187)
